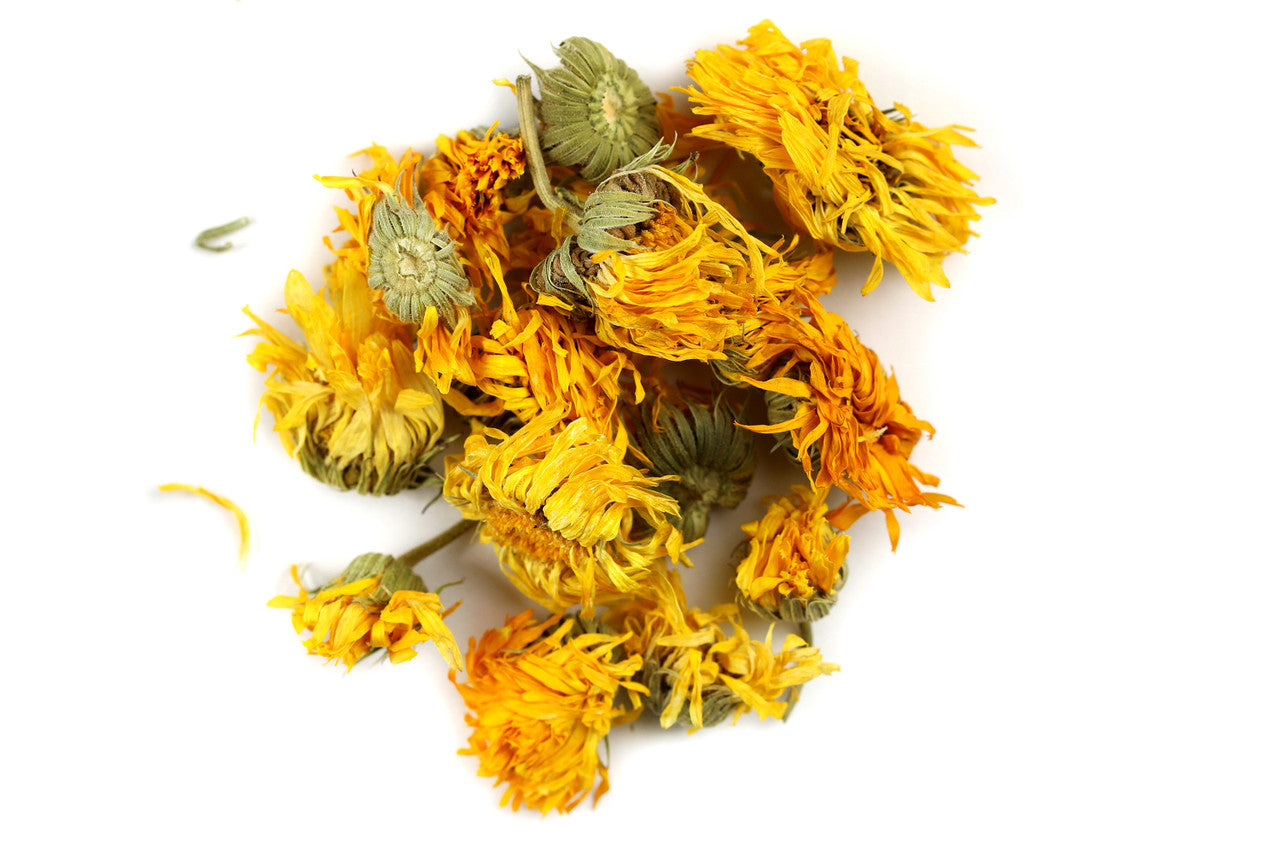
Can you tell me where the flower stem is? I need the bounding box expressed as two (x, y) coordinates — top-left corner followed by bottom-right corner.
(195, 216), (251, 252)
(516, 75), (580, 231)
(783, 621), (814, 722)
(397, 518), (478, 569)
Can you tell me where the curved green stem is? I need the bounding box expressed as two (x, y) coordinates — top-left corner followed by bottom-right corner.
(195, 216), (250, 252)
(516, 75), (580, 231)
(397, 518), (477, 569)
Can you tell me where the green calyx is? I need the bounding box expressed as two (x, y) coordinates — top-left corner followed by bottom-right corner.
(634, 395), (756, 541)
(528, 142), (677, 315)
(529, 37), (661, 183)
(367, 180), (472, 327)
(765, 388), (821, 473)
(642, 653), (740, 729)
(315, 553), (427, 606)
(298, 429), (443, 496)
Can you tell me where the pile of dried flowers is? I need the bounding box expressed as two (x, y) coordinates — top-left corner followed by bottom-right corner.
(238, 20), (990, 814)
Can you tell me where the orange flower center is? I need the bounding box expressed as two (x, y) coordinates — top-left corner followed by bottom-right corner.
(483, 505), (577, 564)
(636, 207), (685, 250)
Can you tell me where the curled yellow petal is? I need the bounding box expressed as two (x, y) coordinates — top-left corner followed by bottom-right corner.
(158, 483), (249, 568)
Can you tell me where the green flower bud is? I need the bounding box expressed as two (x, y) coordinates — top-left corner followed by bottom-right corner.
(634, 395), (756, 541)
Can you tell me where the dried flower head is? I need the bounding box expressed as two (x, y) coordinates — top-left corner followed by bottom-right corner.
(683, 20), (992, 300)
(244, 268), (447, 495)
(452, 611), (646, 814)
(742, 292), (956, 548)
(609, 597), (837, 730)
(419, 126), (529, 302)
(528, 37), (661, 183)
(530, 157), (769, 362)
(367, 183), (472, 326)
(267, 553), (462, 670)
(442, 409), (685, 614)
(733, 485), (848, 622)
(633, 394), (756, 541)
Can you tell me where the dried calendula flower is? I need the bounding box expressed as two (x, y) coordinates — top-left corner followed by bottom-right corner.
(418, 126), (530, 305)
(526, 37), (660, 183)
(732, 485), (848, 623)
(609, 594), (837, 731)
(366, 174), (472, 326)
(684, 20), (992, 300)
(451, 610), (647, 814)
(442, 408), (685, 614)
(742, 292), (956, 548)
(632, 394), (756, 541)
(244, 267), (447, 495)
(530, 148), (769, 362)
(267, 522), (473, 670)
(317, 148), (481, 397)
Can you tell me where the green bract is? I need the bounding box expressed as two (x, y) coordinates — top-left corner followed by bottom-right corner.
(367, 186), (472, 327)
(528, 37), (661, 183)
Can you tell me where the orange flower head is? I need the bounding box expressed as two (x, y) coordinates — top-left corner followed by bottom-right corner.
(683, 20), (993, 300)
(741, 293), (957, 548)
(451, 611), (647, 814)
(530, 151), (772, 362)
(733, 485), (849, 622)
(419, 126), (530, 303)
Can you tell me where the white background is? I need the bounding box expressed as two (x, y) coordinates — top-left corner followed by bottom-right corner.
(5, 1), (1277, 850)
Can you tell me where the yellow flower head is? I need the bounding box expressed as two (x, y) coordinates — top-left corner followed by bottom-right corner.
(451, 610), (647, 814)
(443, 409), (685, 614)
(684, 20), (993, 300)
(610, 596), (838, 730)
(244, 268), (447, 495)
(742, 292), (956, 548)
(531, 156), (770, 362)
(267, 554), (462, 670)
(733, 485), (849, 622)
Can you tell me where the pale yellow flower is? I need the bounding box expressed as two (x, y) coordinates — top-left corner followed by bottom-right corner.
(244, 268), (447, 495)
(609, 591), (837, 730)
